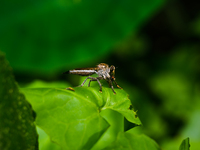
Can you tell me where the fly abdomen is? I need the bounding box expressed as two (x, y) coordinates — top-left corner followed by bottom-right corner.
(63, 69), (96, 76)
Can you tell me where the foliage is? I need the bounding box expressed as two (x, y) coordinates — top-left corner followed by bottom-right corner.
(1, 0), (200, 150)
(179, 138), (190, 150)
(104, 128), (161, 150)
(20, 87), (160, 150)
(0, 0), (164, 73)
(0, 51), (37, 150)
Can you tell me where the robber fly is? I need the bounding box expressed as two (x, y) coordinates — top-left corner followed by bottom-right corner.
(63, 63), (122, 94)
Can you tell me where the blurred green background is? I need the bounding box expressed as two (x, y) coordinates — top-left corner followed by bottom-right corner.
(1, 0), (200, 149)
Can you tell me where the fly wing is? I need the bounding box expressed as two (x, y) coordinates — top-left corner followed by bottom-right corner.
(63, 67), (97, 76)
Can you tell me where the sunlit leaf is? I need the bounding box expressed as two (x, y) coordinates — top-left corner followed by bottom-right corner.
(37, 126), (61, 150)
(21, 87), (141, 149)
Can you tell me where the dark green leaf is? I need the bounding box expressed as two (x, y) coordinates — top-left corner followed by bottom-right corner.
(21, 87), (141, 149)
(179, 138), (190, 150)
(0, 0), (164, 73)
(0, 51), (37, 150)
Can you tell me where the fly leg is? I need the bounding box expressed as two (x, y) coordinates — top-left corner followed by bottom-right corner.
(93, 77), (103, 92)
(65, 77), (91, 90)
(80, 77), (102, 92)
(66, 77), (101, 90)
(66, 87), (75, 91)
(79, 77), (96, 87)
(113, 80), (123, 89)
(88, 77), (101, 87)
(96, 78), (103, 93)
(88, 80), (92, 87)
(107, 79), (116, 94)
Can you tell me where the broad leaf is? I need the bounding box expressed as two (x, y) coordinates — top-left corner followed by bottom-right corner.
(21, 86), (141, 149)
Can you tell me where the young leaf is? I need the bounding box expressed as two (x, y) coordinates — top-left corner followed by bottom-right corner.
(0, 51), (37, 150)
(21, 86), (141, 149)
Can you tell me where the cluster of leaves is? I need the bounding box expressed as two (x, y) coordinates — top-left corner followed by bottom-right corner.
(0, 50), (160, 149)
(0, 50), (190, 149)
(21, 87), (160, 150)
(1, 0), (199, 149)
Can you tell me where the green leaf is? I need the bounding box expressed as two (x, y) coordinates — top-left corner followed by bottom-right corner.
(21, 86), (141, 149)
(37, 126), (61, 150)
(104, 127), (161, 150)
(179, 138), (190, 150)
(0, 51), (37, 150)
(91, 109), (124, 150)
(0, 0), (165, 73)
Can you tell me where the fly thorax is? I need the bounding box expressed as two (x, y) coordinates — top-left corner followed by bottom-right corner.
(97, 68), (110, 79)
(107, 68), (110, 77)
(106, 73), (110, 79)
(96, 70), (104, 77)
